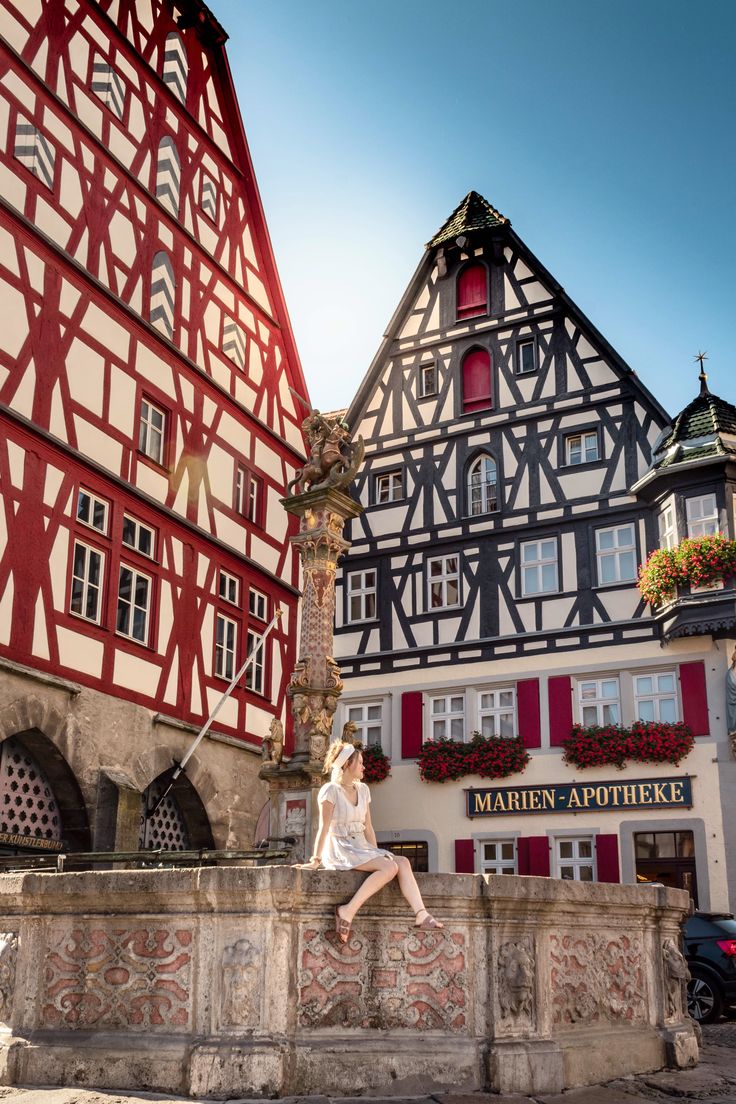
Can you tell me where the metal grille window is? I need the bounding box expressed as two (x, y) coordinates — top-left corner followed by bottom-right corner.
(556, 837), (595, 881)
(634, 671), (678, 723)
(347, 701), (383, 748)
(150, 251), (176, 338)
(427, 554), (461, 609)
(374, 470), (403, 504)
(139, 398), (166, 465)
(596, 524), (636, 584)
(480, 840), (516, 874)
(122, 515), (155, 558)
(566, 431), (599, 465)
(468, 454), (498, 515)
(686, 494), (719, 538)
(517, 339), (536, 375)
(347, 569), (377, 622)
(429, 694), (465, 741)
(70, 540), (104, 623)
(235, 465), (262, 524)
(77, 489), (108, 534)
(139, 780), (189, 851)
(14, 117), (55, 189)
(521, 539), (558, 596)
(200, 172), (219, 222)
(245, 629), (266, 694)
(578, 677), (620, 726)
(91, 59), (126, 119)
(419, 363), (436, 397)
(117, 565), (151, 644)
(215, 613), (237, 680)
(223, 317), (246, 370)
(0, 737), (62, 842)
(218, 570), (239, 605)
(658, 501), (677, 549)
(249, 587), (267, 620)
(156, 136), (181, 217)
(478, 688), (515, 738)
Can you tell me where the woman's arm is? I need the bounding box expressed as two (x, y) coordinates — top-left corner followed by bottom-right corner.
(364, 801), (378, 848)
(295, 798), (334, 868)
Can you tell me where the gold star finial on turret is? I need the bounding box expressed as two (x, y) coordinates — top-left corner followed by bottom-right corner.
(694, 351), (709, 395)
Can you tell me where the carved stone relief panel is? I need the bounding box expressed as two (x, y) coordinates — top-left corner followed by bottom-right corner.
(549, 932), (646, 1027)
(661, 937), (690, 1022)
(219, 935), (262, 1031)
(0, 931), (19, 1024)
(496, 936), (535, 1034)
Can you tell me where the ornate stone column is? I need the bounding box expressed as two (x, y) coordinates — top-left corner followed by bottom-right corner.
(260, 412), (363, 861)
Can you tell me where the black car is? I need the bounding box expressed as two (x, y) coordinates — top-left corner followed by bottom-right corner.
(684, 912), (736, 1023)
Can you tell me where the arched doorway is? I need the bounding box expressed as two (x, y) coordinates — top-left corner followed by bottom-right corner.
(0, 731), (91, 852)
(138, 770), (214, 851)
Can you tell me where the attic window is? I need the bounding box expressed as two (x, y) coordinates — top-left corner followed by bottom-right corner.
(456, 263), (488, 320)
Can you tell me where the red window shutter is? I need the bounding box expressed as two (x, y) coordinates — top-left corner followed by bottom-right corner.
(517, 837), (530, 875)
(548, 675), (573, 746)
(457, 263), (488, 319)
(595, 834), (620, 883)
(528, 836), (550, 877)
(462, 349), (492, 412)
(401, 691), (423, 758)
(455, 838), (475, 873)
(679, 661), (710, 736)
(517, 678), (541, 748)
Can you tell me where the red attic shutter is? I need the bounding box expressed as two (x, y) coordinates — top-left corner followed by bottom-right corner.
(518, 836), (550, 876)
(462, 349), (492, 412)
(517, 678), (541, 748)
(595, 834), (620, 883)
(679, 661), (710, 736)
(548, 675), (573, 747)
(401, 691), (423, 758)
(455, 838), (475, 873)
(457, 263), (488, 319)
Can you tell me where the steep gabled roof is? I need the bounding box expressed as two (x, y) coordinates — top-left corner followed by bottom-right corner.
(650, 373), (736, 471)
(428, 190), (508, 247)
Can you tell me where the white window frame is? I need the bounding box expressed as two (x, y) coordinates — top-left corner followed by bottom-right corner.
(658, 500), (677, 549)
(468, 454), (498, 516)
(555, 836), (596, 882)
(427, 554), (461, 610)
(516, 339), (536, 375)
(520, 539), (558, 596)
(686, 494), (719, 538)
(347, 569), (377, 623)
(215, 612), (237, 680)
(595, 524), (637, 585)
(565, 431), (599, 466)
(346, 701), (384, 749)
(428, 694), (465, 741)
(480, 839), (517, 875)
(70, 540), (104, 624)
(577, 677), (621, 727)
(122, 514), (155, 558)
(634, 671), (678, 724)
(218, 569), (239, 606)
(235, 465), (261, 524)
(248, 586), (267, 621)
(419, 363), (437, 397)
(139, 398), (166, 465)
(116, 563), (151, 644)
(77, 488), (109, 535)
(245, 628), (266, 695)
(478, 687), (516, 738)
(374, 470), (403, 504)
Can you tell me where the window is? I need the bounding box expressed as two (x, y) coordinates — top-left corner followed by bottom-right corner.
(156, 137), (181, 217)
(200, 172), (219, 223)
(13, 118), (55, 189)
(245, 629), (266, 694)
(468, 454), (498, 515)
(150, 251), (175, 337)
(70, 541), (104, 623)
(462, 348), (492, 412)
(116, 564), (151, 643)
(374, 470), (403, 504)
(634, 671), (678, 723)
(565, 431), (599, 465)
(686, 494), (719, 538)
(91, 59), (126, 119)
(248, 587), (267, 620)
(478, 688), (516, 738)
(419, 363), (436, 397)
(223, 317), (246, 370)
(456, 263), (488, 319)
(429, 694), (465, 740)
(634, 831), (697, 904)
(658, 502), (677, 549)
(215, 612), (237, 680)
(235, 466), (262, 525)
(517, 339), (536, 375)
(77, 489), (108, 535)
(578, 678), (620, 726)
(427, 554), (460, 609)
(382, 840), (429, 872)
(162, 32), (188, 103)
(122, 515), (155, 558)
(347, 701), (383, 748)
(521, 539), (558, 596)
(347, 569), (377, 622)
(480, 840), (516, 875)
(219, 570), (239, 605)
(138, 398), (166, 465)
(556, 837), (595, 881)
(595, 524), (636, 585)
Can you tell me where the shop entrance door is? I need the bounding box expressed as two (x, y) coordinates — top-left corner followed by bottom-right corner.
(634, 830), (698, 906)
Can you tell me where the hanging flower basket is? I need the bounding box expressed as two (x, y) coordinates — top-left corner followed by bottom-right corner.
(359, 743), (391, 784)
(638, 533), (736, 606)
(562, 721), (694, 770)
(418, 733), (530, 784)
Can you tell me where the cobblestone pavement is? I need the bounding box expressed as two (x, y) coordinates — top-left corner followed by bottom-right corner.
(1, 1021), (735, 1104)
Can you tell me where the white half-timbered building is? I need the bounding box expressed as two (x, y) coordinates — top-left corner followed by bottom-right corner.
(0, 0), (309, 854)
(334, 191), (736, 910)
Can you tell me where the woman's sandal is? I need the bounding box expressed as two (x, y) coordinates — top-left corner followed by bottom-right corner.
(335, 905), (352, 944)
(414, 908), (444, 930)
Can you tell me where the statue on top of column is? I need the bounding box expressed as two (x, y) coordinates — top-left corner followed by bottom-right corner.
(287, 410), (365, 497)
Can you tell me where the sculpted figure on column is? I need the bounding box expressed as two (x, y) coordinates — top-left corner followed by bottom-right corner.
(288, 411), (365, 496)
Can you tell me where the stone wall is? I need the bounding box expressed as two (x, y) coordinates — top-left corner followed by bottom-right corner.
(0, 866), (697, 1098)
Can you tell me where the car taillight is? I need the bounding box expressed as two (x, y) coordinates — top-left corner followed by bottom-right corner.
(716, 939), (736, 957)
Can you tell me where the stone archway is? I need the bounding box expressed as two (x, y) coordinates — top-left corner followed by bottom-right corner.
(133, 747), (215, 851)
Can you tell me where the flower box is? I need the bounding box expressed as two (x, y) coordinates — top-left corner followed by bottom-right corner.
(562, 721), (694, 770)
(638, 534), (736, 607)
(359, 743), (391, 783)
(418, 733), (530, 784)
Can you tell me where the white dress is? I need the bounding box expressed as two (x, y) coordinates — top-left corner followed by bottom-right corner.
(317, 780), (394, 870)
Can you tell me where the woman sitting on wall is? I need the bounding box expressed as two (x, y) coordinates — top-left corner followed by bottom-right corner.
(298, 740), (443, 943)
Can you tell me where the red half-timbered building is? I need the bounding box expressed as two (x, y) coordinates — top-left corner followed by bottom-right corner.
(0, 0), (310, 853)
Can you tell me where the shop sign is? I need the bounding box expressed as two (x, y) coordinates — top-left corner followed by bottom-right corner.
(0, 831), (64, 852)
(465, 776), (693, 818)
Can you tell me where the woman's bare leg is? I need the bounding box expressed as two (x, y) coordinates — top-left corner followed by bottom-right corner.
(338, 855), (398, 924)
(394, 855), (444, 927)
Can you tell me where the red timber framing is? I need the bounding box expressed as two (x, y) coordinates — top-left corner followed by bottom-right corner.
(0, 0), (310, 751)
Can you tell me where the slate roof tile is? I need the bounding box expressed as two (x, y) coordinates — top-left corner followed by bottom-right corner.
(429, 190), (508, 248)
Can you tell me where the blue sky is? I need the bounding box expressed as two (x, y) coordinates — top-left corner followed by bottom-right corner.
(210, 0), (735, 420)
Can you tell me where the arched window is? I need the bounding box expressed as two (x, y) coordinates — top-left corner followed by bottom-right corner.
(156, 136), (181, 217)
(162, 33), (188, 103)
(456, 263), (488, 319)
(462, 348), (492, 412)
(150, 250), (175, 337)
(468, 454), (498, 515)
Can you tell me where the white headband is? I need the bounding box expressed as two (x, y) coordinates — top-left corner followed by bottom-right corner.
(330, 744), (356, 782)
